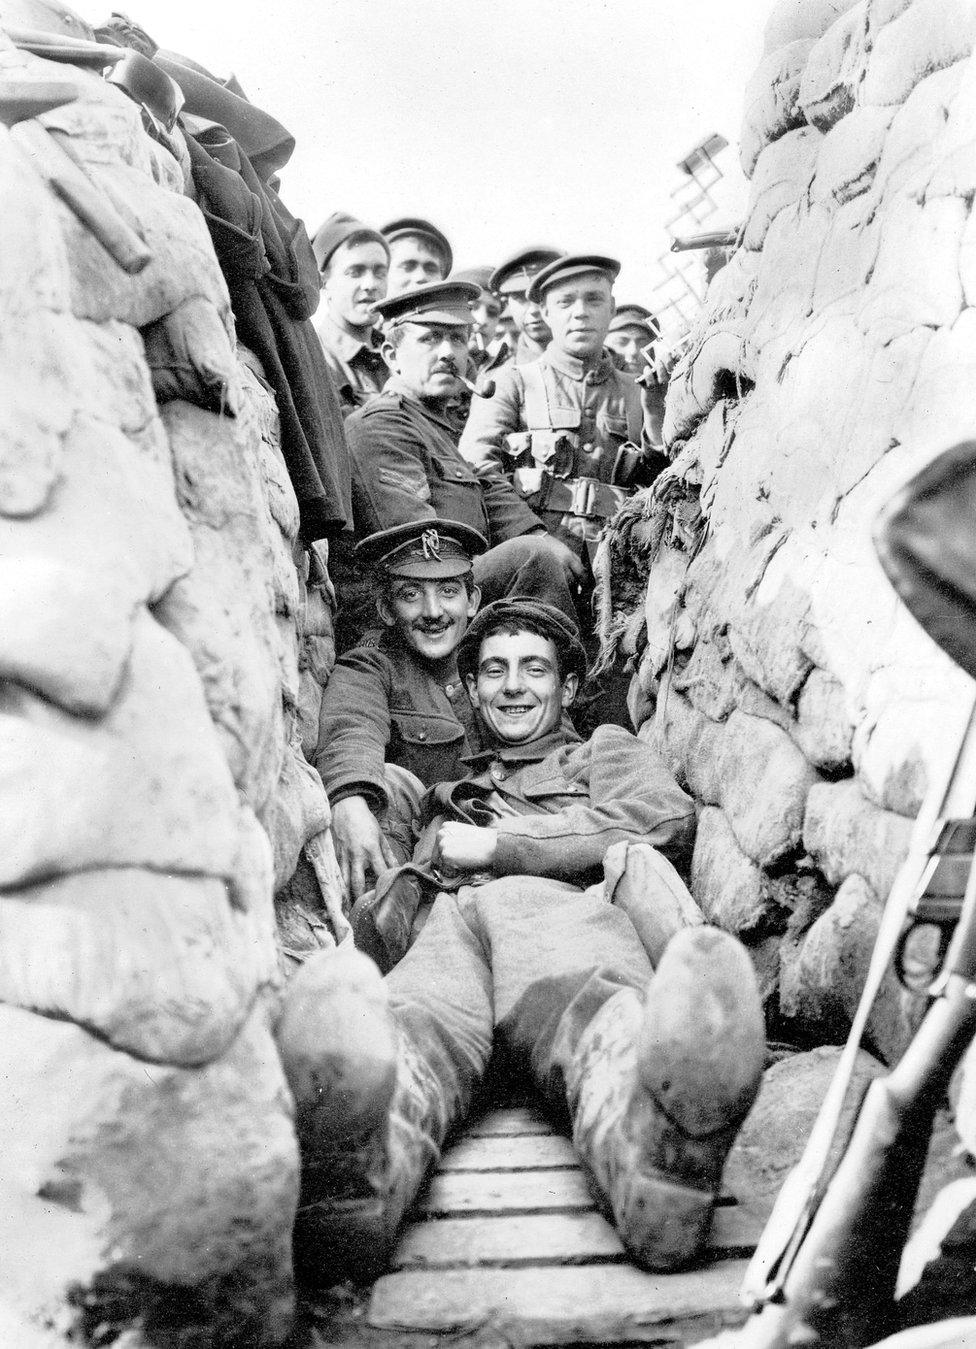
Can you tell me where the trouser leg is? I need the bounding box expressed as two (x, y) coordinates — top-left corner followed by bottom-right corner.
(602, 840), (704, 967)
(468, 876), (765, 1272)
(379, 763), (425, 864)
(468, 875), (653, 1119)
(288, 893), (493, 1282)
(473, 534), (579, 625)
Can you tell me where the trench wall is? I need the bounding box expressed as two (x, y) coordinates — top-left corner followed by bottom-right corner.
(618, 0), (976, 1063)
(0, 37), (336, 1345)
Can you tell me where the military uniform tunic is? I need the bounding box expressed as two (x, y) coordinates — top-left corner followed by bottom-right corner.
(315, 628), (479, 806)
(459, 348), (645, 483)
(345, 377), (542, 544)
(481, 331), (548, 376)
(336, 379), (579, 643)
(314, 312), (389, 417)
(458, 350), (654, 555)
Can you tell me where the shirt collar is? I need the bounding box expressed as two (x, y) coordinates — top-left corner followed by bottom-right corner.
(384, 376), (459, 436)
(542, 347), (615, 383)
(462, 720), (582, 770)
(320, 311), (384, 361)
(517, 333), (548, 362)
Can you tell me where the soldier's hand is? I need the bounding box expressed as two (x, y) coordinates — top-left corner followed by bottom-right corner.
(331, 795), (397, 901)
(638, 372), (666, 449)
(436, 822), (498, 873)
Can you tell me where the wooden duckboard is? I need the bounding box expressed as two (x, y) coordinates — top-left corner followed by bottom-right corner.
(368, 1102), (761, 1345)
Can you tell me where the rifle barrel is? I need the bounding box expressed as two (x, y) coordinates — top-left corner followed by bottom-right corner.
(670, 227), (740, 252)
(743, 692), (976, 1306)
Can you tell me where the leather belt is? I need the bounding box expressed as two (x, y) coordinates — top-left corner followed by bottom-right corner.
(538, 474), (630, 520)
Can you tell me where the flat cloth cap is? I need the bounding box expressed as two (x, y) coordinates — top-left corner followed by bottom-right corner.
(457, 599), (587, 683)
(489, 246), (562, 296)
(356, 518), (487, 579)
(311, 211), (389, 273)
(381, 217), (453, 274)
(372, 280), (480, 327)
(608, 303), (658, 336)
(527, 253), (621, 303)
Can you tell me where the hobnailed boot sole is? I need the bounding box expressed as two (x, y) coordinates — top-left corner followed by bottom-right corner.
(276, 950), (451, 1284)
(570, 926), (765, 1271)
(275, 943), (398, 1142)
(294, 1030), (448, 1284)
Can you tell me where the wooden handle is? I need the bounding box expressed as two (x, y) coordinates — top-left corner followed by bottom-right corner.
(13, 119), (151, 274)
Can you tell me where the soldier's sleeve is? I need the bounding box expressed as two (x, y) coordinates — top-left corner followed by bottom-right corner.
(491, 726), (695, 878)
(459, 367), (524, 476)
(346, 404), (437, 535)
(479, 465), (546, 542)
(314, 647), (395, 808)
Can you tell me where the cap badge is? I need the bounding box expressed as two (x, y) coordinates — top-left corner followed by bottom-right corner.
(420, 528), (441, 560)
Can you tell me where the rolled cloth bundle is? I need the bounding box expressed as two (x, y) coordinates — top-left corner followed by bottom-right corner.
(874, 438), (976, 680)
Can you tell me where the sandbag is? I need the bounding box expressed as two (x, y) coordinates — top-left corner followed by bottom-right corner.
(799, 0), (867, 130)
(763, 0), (862, 52)
(744, 126), (822, 250)
(740, 39), (814, 177)
(812, 104), (894, 203)
(862, 0), (976, 108)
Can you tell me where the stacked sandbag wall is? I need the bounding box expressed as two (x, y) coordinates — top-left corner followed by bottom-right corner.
(627, 0), (976, 1064)
(0, 37), (336, 1345)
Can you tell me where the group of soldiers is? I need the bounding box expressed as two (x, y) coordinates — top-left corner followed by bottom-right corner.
(281, 211), (767, 1288)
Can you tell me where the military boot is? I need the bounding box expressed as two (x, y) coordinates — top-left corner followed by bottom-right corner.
(568, 926), (765, 1271)
(275, 945), (452, 1284)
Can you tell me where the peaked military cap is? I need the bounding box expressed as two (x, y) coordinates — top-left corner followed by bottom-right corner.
(356, 518), (487, 579)
(381, 217), (453, 274)
(526, 253), (621, 303)
(311, 211), (388, 273)
(608, 303), (658, 336)
(489, 246), (562, 297)
(457, 598), (588, 684)
(371, 279), (480, 327)
(451, 265), (495, 293)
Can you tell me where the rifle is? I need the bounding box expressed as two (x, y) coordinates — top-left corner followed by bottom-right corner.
(732, 441), (976, 1347)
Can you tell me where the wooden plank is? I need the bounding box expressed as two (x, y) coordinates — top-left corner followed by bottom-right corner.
(418, 1168), (596, 1215)
(465, 1105), (553, 1137)
(439, 1132), (578, 1171)
(393, 1211), (626, 1268)
(394, 1201), (763, 1270)
(368, 1260), (753, 1343)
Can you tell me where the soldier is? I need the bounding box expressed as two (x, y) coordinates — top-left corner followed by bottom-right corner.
(483, 244), (562, 373)
(311, 212), (391, 415)
(450, 265), (503, 369)
(381, 216), (453, 295)
(493, 310), (518, 350)
(605, 303), (668, 449)
(342, 280), (584, 639)
(605, 303), (658, 376)
(315, 518), (486, 900)
(460, 253), (665, 561)
(281, 598), (765, 1283)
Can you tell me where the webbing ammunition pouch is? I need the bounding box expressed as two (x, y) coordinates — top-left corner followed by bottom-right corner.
(507, 362), (643, 559)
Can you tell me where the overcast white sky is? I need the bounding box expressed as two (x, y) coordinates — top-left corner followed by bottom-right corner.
(75, 0), (772, 306)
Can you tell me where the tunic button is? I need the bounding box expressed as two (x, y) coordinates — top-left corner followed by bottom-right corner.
(416, 729), (427, 740)
(445, 683), (454, 695)
(490, 763), (506, 782)
(455, 470), (465, 478)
